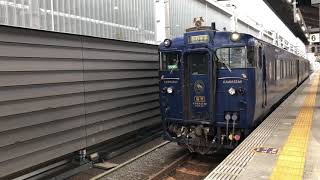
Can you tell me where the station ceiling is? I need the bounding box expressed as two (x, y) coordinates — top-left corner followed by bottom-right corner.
(263, 0), (319, 45)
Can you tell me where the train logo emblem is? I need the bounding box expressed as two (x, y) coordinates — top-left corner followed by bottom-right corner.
(194, 80), (205, 94)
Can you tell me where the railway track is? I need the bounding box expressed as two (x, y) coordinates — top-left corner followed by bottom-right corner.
(12, 126), (163, 180)
(89, 139), (227, 180)
(149, 153), (227, 180)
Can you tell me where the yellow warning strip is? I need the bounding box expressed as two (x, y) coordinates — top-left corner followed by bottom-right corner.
(270, 73), (319, 180)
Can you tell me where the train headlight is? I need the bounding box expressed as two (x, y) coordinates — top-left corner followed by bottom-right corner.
(225, 113), (231, 121)
(228, 87), (236, 96)
(231, 114), (238, 121)
(230, 32), (240, 42)
(167, 87), (173, 94)
(164, 39), (172, 48)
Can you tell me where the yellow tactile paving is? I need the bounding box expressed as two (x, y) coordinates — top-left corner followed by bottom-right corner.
(270, 73), (319, 180)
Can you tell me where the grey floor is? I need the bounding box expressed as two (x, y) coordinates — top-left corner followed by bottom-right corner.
(205, 73), (320, 180)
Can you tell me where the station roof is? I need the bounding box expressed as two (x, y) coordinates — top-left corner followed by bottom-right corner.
(263, 0), (318, 45)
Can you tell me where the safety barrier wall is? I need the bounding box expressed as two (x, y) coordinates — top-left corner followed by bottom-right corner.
(0, 25), (160, 177)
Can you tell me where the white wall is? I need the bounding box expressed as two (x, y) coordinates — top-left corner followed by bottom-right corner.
(155, 0), (307, 57)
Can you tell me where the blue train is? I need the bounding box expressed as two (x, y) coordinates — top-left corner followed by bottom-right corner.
(159, 24), (310, 154)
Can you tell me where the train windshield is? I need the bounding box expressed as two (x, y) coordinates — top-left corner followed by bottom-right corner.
(187, 53), (208, 75)
(160, 52), (181, 71)
(216, 47), (249, 68)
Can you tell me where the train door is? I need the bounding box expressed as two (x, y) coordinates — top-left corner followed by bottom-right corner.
(184, 51), (213, 122)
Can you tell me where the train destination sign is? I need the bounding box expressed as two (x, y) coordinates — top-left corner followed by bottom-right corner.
(188, 34), (209, 44)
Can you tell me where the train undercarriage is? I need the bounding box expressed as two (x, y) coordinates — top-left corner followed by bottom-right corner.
(164, 121), (246, 154)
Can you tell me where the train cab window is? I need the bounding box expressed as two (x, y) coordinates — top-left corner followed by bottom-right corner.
(216, 47), (249, 68)
(187, 53), (208, 75)
(160, 52), (181, 71)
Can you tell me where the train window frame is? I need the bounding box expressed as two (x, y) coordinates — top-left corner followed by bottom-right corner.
(215, 46), (250, 69)
(160, 51), (181, 71)
(186, 52), (209, 75)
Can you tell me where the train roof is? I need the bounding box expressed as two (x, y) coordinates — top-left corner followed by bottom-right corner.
(159, 30), (308, 62)
(159, 30), (255, 50)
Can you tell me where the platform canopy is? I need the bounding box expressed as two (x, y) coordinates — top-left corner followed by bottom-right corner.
(264, 0), (319, 45)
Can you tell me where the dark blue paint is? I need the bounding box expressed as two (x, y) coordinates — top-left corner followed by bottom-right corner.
(159, 29), (310, 151)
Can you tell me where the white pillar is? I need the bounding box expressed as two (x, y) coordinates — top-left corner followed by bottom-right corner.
(155, 0), (166, 44)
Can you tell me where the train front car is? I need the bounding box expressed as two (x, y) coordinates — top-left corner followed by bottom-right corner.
(159, 29), (256, 154)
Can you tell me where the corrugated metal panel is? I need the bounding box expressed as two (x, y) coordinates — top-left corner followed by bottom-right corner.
(0, 0), (156, 44)
(237, 20), (260, 37)
(0, 25), (160, 178)
(168, 0), (232, 37)
(206, 6), (231, 31)
(168, 0), (263, 38)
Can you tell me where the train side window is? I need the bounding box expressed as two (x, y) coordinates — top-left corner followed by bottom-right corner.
(280, 61), (282, 79)
(284, 61), (287, 78)
(291, 61), (294, 76)
(273, 59), (279, 80)
(288, 61), (290, 76)
(287, 61), (290, 77)
(276, 60), (280, 80)
(258, 47), (262, 69)
(268, 60), (273, 81)
(216, 47), (248, 68)
(290, 62), (292, 76)
(247, 46), (254, 67)
(288, 62), (290, 76)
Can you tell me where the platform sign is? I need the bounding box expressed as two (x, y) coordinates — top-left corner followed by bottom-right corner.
(309, 33), (320, 43)
(253, 147), (279, 155)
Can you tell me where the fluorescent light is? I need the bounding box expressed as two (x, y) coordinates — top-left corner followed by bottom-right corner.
(295, 13), (301, 21)
(301, 26), (306, 31)
(305, 33), (309, 38)
(287, 0), (292, 3)
(114, 6), (119, 10)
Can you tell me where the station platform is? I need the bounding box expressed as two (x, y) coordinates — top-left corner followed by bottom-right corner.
(205, 72), (320, 180)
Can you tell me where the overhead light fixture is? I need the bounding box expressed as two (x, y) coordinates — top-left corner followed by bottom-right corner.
(295, 13), (301, 21)
(287, 0), (292, 3)
(114, 6), (119, 10)
(301, 26), (306, 31)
